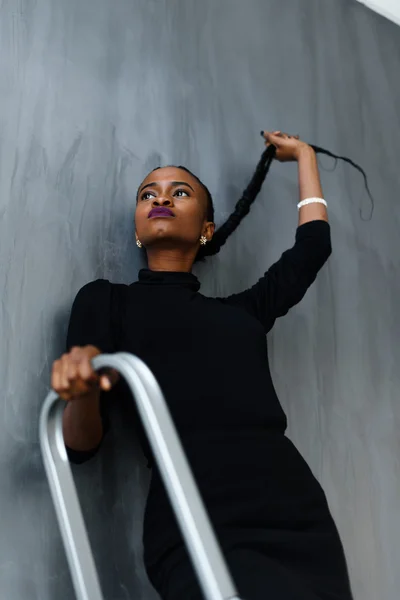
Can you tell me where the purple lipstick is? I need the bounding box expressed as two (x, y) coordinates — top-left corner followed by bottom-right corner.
(148, 207), (175, 219)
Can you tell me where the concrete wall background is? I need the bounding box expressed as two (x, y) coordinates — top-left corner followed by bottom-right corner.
(1, 1), (399, 598)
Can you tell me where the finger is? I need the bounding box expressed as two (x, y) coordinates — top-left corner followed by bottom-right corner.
(52, 366), (71, 400)
(264, 131), (278, 143)
(78, 353), (97, 382)
(100, 375), (111, 391)
(60, 354), (72, 390)
(70, 346), (82, 354)
(99, 369), (120, 391)
(52, 360), (69, 397)
(261, 130), (281, 140)
(66, 360), (78, 386)
(51, 360), (62, 392)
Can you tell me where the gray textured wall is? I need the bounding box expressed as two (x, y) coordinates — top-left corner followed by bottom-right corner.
(1, 1), (399, 599)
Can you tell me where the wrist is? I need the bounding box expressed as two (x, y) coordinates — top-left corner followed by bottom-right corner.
(71, 389), (101, 405)
(295, 144), (316, 162)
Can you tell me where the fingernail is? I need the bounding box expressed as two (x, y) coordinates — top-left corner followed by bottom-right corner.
(101, 377), (111, 390)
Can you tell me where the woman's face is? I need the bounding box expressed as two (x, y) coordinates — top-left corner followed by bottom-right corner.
(135, 167), (214, 252)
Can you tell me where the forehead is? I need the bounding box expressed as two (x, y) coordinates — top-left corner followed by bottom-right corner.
(139, 166), (201, 190)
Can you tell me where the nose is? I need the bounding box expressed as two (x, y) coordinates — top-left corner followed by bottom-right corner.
(152, 196), (173, 207)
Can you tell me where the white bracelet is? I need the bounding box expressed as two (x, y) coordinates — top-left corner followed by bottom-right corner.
(297, 197), (327, 210)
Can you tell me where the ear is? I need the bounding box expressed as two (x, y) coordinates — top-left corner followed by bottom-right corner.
(204, 222), (215, 242)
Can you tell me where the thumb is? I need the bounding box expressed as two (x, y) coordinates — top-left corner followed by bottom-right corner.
(99, 369), (120, 391)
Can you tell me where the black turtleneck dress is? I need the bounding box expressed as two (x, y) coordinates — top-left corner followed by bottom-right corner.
(66, 220), (353, 600)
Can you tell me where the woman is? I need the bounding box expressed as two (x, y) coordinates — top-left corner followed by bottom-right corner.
(52, 131), (353, 600)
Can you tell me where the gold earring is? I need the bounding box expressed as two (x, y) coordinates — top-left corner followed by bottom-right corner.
(200, 235), (207, 246)
(136, 239), (142, 248)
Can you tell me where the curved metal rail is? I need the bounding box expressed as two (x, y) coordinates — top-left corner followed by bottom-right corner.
(40, 352), (241, 600)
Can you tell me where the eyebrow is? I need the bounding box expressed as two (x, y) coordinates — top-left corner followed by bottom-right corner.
(140, 180), (195, 193)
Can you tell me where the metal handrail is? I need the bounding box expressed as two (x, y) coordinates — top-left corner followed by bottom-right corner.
(40, 352), (241, 600)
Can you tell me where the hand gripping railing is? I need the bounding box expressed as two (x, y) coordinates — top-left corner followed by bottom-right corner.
(40, 352), (241, 600)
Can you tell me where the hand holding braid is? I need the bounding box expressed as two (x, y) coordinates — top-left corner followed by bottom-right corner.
(262, 131), (311, 162)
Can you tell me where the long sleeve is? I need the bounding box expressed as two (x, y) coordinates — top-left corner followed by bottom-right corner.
(65, 280), (152, 467)
(65, 279), (116, 463)
(221, 220), (332, 333)
(66, 279), (116, 353)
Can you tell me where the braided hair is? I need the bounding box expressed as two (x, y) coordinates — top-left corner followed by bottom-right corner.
(137, 137), (373, 263)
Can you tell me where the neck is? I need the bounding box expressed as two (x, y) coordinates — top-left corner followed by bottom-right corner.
(146, 248), (196, 272)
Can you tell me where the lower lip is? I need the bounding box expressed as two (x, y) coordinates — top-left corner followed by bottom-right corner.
(149, 213), (174, 218)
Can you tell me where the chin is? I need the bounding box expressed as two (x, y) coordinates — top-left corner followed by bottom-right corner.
(148, 220), (176, 235)
(145, 233), (196, 249)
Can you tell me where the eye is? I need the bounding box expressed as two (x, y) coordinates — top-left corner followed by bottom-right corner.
(141, 191), (155, 201)
(174, 189), (189, 197)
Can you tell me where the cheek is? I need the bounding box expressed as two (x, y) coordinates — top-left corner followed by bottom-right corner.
(135, 204), (146, 228)
(181, 201), (206, 226)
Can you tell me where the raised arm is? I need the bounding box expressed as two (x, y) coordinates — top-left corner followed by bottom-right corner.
(221, 132), (331, 332)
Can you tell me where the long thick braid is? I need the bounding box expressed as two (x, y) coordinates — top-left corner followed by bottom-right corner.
(197, 139), (373, 261)
(198, 145), (276, 259)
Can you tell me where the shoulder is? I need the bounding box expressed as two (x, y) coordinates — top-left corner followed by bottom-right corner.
(74, 278), (131, 298)
(71, 279), (129, 310)
(76, 278), (113, 296)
